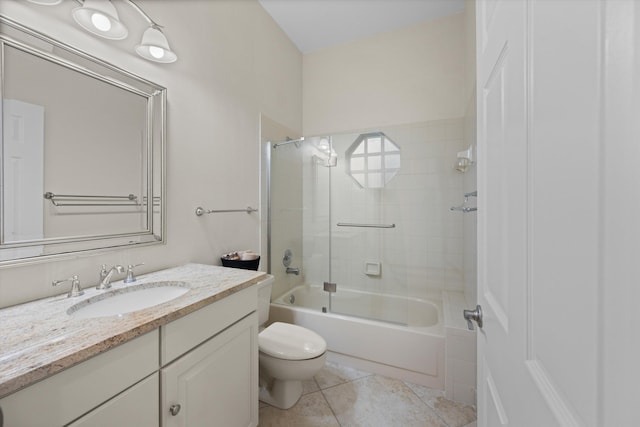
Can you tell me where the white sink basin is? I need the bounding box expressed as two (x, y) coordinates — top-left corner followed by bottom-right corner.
(67, 281), (190, 319)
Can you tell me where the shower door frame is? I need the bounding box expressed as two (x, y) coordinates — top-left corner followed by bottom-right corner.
(266, 137), (332, 315)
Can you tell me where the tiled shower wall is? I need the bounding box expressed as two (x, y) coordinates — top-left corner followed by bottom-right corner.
(302, 118), (466, 299)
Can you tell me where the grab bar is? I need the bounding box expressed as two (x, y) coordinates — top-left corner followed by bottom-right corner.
(195, 206), (258, 216)
(337, 222), (396, 229)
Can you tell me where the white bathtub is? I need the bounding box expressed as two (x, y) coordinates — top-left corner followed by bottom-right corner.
(269, 285), (445, 389)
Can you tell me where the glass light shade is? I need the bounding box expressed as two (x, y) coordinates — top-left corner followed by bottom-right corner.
(25, 0), (63, 4)
(72, 0), (128, 40)
(135, 27), (177, 63)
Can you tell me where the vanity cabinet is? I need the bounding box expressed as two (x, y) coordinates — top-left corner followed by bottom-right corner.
(0, 284), (259, 427)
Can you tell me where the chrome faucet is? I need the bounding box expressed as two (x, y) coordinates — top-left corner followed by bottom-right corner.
(286, 267), (300, 275)
(52, 275), (84, 298)
(124, 263), (144, 283)
(97, 264), (124, 290)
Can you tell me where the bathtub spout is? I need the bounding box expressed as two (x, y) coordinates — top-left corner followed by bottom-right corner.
(286, 267), (300, 275)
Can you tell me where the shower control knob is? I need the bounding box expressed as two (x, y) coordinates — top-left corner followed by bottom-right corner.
(283, 249), (293, 267)
(463, 305), (483, 330)
(169, 404), (181, 416)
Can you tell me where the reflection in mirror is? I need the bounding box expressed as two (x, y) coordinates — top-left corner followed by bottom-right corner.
(0, 17), (165, 265)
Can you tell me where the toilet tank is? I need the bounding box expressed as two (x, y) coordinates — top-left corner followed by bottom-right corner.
(257, 275), (275, 326)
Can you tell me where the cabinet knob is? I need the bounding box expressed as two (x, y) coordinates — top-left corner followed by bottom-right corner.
(169, 404), (181, 416)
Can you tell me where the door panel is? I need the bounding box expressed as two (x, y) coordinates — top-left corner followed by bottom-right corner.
(477, 0), (530, 424)
(477, 1), (603, 425)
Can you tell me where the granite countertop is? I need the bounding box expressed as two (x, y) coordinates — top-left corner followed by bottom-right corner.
(0, 263), (266, 399)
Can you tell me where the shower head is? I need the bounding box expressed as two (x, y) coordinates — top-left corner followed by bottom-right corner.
(311, 136), (337, 167)
(312, 153), (338, 167)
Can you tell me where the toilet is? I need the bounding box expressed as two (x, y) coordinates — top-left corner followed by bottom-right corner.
(257, 275), (327, 409)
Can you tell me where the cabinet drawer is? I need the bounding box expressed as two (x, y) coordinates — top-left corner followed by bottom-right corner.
(161, 285), (256, 365)
(66, 373), (159, 427)
(0, 330), (158, 427)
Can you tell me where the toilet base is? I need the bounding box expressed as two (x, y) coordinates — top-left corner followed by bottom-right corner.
(259, 377), (303, 410)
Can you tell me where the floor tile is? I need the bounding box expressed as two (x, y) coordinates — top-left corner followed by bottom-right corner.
(258, 391), (340, 427)
(314, 360), (372, 390)
(430, 397), (477, 427)
(258, 361), (477, 427)
(303, 377), (320, 395)
(321, 374), (447, 427)
(404, 381), (446, 404)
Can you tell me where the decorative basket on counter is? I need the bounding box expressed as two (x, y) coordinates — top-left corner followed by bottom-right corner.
(221, 251), (260, 271)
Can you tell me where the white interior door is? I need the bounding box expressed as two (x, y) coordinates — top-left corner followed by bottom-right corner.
(2, 99), (44, 258)
(475, 1), (608, 425)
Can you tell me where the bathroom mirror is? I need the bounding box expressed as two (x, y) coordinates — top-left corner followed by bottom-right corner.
(0, 17), (165, 265)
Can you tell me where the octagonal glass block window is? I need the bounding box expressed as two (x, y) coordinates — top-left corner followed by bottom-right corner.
(345, 132), (400, 188)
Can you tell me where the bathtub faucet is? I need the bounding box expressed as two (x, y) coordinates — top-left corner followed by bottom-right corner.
(286, 267), (300, 275)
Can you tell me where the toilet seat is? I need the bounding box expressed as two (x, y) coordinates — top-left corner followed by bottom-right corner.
(259, 322), (326, 360)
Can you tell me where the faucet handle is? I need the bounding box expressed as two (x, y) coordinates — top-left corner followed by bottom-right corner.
(124, 263), (144, 283)
(52, 275), (84, 298)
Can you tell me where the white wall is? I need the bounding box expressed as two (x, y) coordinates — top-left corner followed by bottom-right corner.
(0, 0), (302, 308)
(303, 13), (465, 136)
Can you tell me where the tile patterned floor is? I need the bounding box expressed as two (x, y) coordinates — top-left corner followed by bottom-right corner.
(258, 361), (477, 427)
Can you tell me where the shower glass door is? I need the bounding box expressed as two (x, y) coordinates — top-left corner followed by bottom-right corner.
(270, 137), (331, 311)
(270, 120), (464, 326)
(327, 130), (409, 325)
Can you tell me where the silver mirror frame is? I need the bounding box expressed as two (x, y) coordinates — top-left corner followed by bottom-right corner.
(0, 17), (166, 267)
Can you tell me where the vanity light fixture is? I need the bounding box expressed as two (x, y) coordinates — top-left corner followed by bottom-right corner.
(135, 25), (177, 63)
(72, 0), (128, 40)
(27, 0), (178, 63)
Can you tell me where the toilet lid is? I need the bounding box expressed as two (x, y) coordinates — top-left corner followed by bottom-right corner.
(259, 322), (327, 360)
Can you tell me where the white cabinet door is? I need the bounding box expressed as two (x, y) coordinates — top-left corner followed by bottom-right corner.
(67, 374), (158, 427)
(161, 313), (258, 427)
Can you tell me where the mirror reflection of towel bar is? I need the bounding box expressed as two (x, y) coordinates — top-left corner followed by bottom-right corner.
(337, 223), (396, 229)
(44, 192), (139, 207)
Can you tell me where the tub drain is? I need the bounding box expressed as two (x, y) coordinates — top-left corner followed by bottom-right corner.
(289, 294), (295, 304)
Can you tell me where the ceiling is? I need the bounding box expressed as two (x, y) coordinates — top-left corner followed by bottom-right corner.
(258, 0), (465, 53)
